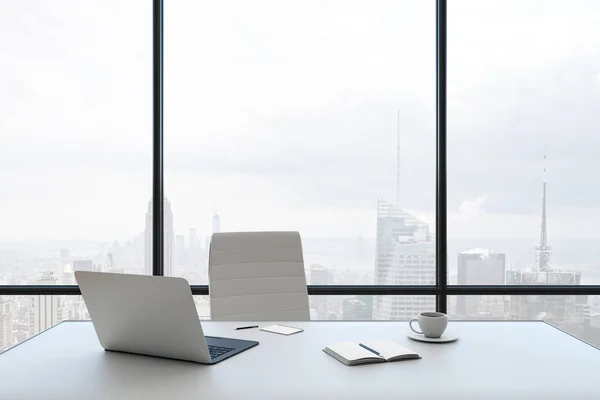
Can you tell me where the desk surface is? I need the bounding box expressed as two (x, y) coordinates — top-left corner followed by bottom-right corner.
(1, 321), (599, 400)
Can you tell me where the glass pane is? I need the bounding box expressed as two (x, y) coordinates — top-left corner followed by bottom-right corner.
(165, 0), (436, 285)
(0, 1), (152, 283)
(0, 295), (89, 353)
(195, 295), (434, 321)
(448, 1), (600, 286)
(315, 295), (434, 321)
(449, 295), (600, 348)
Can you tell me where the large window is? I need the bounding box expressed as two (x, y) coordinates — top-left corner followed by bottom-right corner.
(165, 0), (436, 286)
(2, 0), (600, 352)
(449, 295), (599, 348)
(0, 1), (152, 284)
(447, 0), (600, 338)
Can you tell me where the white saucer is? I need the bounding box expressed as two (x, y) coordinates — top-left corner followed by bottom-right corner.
(408, 332), (459, 343)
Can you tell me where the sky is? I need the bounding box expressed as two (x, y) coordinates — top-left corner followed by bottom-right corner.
(1, 0), (600, 242)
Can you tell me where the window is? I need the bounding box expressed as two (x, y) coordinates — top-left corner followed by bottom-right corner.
(1, 0), (599, 352)
(0, 1), (152, 284)
(450, 295), (600, 348)
(447, 0), (600, 338)
(448, 0), (600, 287)
(164, 0), (435, 286)
(0, 296), (88, 352)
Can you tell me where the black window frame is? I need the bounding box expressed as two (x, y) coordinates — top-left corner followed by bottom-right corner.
(3, 0), (600, 312)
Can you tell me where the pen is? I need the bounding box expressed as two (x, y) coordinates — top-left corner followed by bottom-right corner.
(359, 343), (380, 356)
(235, 325), (259, 330)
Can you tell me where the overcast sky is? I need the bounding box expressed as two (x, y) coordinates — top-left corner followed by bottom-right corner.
(1, 0), (600, 242)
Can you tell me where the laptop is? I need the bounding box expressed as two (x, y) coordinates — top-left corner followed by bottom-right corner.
(75, 271), (259, 364)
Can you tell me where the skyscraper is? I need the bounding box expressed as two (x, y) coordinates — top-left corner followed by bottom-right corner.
(175, 234), (185, 265)
(374, 239), (435, 320)
(343, 297), (372, 320)
(372, 115), (435, 320)
(0, 296), (13, 351)
(506, 148), (586, 326)
(373, 199), (433, 320)
(456, 249), (506, 318)
(310, 264), (329, 320)
(374, 199), (430, 284)
(189, 228), (198, 249)
(144, 198), (175, 276)
(535, 147), (551, 272)
(59, 248), (70, 263)
(72, 260), (93, 272)
(145, 201), (152, 275)
(212, 212), (221, 234)
(29, 272), (63, 336)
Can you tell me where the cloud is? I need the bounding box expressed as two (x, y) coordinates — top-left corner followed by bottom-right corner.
(457, 195), (488, 218)
(3, 0), (600, 241)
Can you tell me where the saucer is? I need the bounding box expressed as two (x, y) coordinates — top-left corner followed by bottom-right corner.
(408, 332), (459, 343)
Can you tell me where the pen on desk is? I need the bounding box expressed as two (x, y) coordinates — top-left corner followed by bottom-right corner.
(235, 325), (259, 330)
(359, 343), (380, 356)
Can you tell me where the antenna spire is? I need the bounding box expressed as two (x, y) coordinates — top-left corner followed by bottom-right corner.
(536, 143), (551, 271)
(395, 110), (400, 206)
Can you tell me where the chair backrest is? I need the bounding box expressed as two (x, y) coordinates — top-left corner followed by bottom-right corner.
(209, 231), (310, 321)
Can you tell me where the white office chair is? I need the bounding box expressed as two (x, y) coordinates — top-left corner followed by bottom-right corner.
(208, 231), (310, 321)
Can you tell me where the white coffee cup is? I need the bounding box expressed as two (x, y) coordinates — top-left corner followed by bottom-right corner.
(409, 312), (448, 338)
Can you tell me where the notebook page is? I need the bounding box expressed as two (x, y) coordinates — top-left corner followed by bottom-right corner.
(361, 340), (419, 361)
(260, 324), (303, 335)
(326, 342), (383, 362)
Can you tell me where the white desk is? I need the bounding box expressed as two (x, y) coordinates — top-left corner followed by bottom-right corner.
(0, 321), (598, 399)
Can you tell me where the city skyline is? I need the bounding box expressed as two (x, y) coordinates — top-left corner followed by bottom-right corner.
(2, 0), (600, 355)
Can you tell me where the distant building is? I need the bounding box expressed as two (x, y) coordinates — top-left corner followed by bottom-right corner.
(374, 199), (430, 285)
(373, 199), (433, 320)
(144, 198), (175, 276)
(189, 229), (198, 250)
(0, 296), (13, 350)
(310, 264), (329, 320)
(59, 248), (70, 263)
(175, 235), (185, 265)
(195, 296), (210, 320)
(61, 263), (75, 285)
(374, 240), (436, 320)
(105, 252), (115, 273)
(204, 213), (222, 252)
(590, 296), (600, 315)
(505, 149), (587, 327)
(456, 250), (506, 318)
(343, 297), (372, 320)
(506, 270), (585, 325)
(29, 296), (63, 336)
(212, 213), (221, 234)
(72, 260), (93, 272)
(29, 272), (63, 336)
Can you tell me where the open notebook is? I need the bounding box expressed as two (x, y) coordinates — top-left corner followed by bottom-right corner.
(323, 340), (421, 366)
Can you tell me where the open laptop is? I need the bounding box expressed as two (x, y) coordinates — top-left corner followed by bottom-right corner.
(75, 271), (258, 364)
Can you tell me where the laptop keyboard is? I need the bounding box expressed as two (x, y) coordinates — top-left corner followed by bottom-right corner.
(208, 345), (235, 359)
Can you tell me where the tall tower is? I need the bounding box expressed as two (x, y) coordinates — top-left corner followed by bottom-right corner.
(0, 296), (13, 351)
(372, 112), (433, 320)
(29, 272), (63, 336)
(505, 146), (585, 327)
(535, 146), (551, 272)
(395, 109), (401, 206)
(144, 200), (152, 275)
(144, 198), (175, 276)
(212, 212), (221, 234)
(310, 264), (329, 319)
(164, 199), (175, 276)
